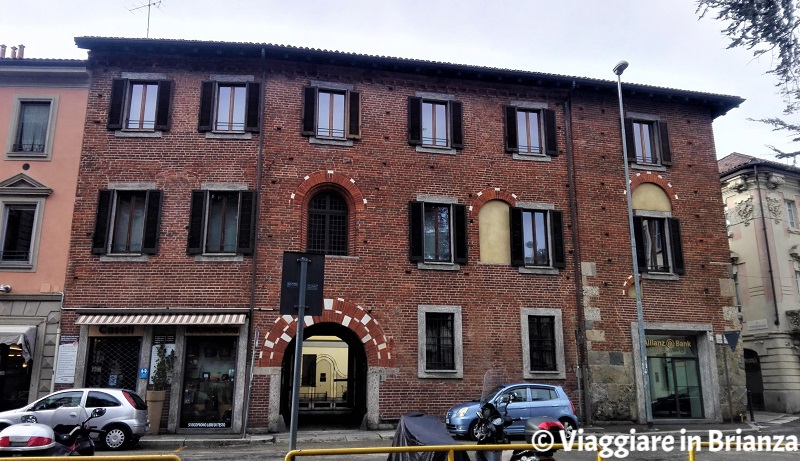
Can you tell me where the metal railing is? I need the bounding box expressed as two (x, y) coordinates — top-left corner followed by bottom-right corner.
(285, 443), (604, 461)
(688, 441), (795, 461)
(7, 456), (181, 461)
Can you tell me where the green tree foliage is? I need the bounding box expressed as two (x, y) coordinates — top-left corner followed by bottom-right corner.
(151, 344), (175, 391)
(697, 0), (800, 156)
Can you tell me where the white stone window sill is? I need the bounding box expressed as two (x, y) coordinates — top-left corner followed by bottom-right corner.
(524, 370), (566, 380)
(417, 262), (461, 271)
(309, 137), (353, 147)
(419, 369), (462, 379)
(193, 253), (244, 262)
(115, 130), (162, 138)
(100, 254), (149, 262)
(416, 145), (458, 155)
(630, 163), (666, 172)
(642, 272), (679, 281)
(518, 266), (559, 275)
(512, 153), (551, 162)
(205, 132), (252, 140)
(0, 262), (34, 271)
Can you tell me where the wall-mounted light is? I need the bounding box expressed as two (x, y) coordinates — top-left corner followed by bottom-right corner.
(0, 285), (11, 293)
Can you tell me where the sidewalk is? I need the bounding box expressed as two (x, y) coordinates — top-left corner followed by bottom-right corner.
(135, 411), (792, 450)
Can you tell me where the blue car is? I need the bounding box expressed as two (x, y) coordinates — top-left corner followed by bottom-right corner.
(445, 383), (578, 440)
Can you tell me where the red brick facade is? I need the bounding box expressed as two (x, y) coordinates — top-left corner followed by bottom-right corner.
(63, 38), (744, 433)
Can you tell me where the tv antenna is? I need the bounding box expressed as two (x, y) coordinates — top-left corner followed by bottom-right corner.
(127, 0), (164, 38)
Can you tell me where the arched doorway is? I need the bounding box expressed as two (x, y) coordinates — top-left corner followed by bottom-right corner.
(280, 322), (367, 429)
(743, 349), (765, 411)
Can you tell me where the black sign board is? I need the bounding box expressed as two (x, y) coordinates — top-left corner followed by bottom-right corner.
(279, 252), (325, 316)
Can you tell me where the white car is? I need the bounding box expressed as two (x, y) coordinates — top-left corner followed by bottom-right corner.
(0, 388), (149, 450)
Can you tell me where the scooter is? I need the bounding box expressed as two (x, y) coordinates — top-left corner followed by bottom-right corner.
(473, 399), (514, 461)
(0, 407), (106, 457)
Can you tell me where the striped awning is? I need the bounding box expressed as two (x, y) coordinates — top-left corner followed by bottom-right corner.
(76, 313), (247, 325)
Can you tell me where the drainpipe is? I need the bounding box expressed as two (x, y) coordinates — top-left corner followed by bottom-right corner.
(242, 47), (267, 437)
(564, 81), (591, 425)
(50, 292), (65, 393)
(753, 164), (781, 326)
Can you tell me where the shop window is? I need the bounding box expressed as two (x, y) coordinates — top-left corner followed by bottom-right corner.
(181, 336), (237, 429)
(86, 337), (141, 391)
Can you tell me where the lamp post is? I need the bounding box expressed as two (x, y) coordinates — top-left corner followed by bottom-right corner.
(613, 60), (654, 429)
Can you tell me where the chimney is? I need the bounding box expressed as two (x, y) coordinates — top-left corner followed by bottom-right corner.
(17, 45), (24, 59)
(1, 45), (6, 59)
(10, 46), (17, 59)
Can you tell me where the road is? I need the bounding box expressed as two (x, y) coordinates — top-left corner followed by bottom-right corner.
(123, 421), (799, 461)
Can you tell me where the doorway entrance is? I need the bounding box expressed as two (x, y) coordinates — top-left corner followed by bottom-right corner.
(0, 344), (31, 411)
(280, 322), (367, 429)
(646, 334), (704, 418)
(743, 349), (765, 411)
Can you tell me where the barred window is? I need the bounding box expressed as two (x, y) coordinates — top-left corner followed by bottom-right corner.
(527, 315), (556, 372)
(425, 312), (455, 371)
(307, 191), (348, 256)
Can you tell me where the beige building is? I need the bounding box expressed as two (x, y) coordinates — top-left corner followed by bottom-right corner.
(719, 152), (800, 413)
(0, 47), (89, 409)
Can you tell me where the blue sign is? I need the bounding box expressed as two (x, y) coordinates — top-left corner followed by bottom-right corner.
(139, 367), (149, 379)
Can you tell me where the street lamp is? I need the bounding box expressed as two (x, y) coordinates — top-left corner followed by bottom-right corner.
(613, 60), (654, 429)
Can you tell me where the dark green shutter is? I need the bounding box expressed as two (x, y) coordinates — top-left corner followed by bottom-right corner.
(544, 109), (558, 156)
(450, 100), (464, 149)
(107, 79), (127, 130)
(504, 106), (518, 152)
(92, 190), (113, 254)
(669, 218), (684, 274)
(244, 82), (261, 133)
(301, 86), (317, 136)
(551, 210), (565, 268)
(198, 81), (215, 132)
(237, 191), (256, 255)
(453, 204), (468, 265)
(347, 91), (361, 139)
(187, 191), (206, 254)
(141, 190), (162, 255)
(658, 121), (672, 165)
(624, 118), (636, 162)
(154, 80), (173, 131)
(407, 97), (423, 145)
(409, 201), (424, 262)
(633, 216), (647, 273)
(510, 207), (524, 266)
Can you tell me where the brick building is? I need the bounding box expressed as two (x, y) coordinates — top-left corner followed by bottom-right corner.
(0, 49), (89, 410)
(60, 36), (745, 436)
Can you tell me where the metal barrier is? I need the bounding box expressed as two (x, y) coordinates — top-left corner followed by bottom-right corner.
(1, 456), (182, 461)
(285, 443), (604, 461)
(688, 441), (796, 461)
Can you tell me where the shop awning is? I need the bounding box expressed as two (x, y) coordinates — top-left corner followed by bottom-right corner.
(75, 313), (247, 325)
(0, 325), (36, 362)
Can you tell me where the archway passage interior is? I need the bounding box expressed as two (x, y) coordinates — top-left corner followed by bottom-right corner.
(280, 322), (367, 429)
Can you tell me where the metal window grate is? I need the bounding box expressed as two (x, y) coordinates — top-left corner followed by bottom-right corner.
(528, 316), (556, 371)
(307, 191), (348, 255)
(425, 312), (454, 370)
(87, 337), (142, 390)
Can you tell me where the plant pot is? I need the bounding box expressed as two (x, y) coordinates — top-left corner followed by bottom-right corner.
(146, 390), (167, 435)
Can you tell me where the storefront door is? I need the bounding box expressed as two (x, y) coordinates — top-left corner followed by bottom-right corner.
(646, 334), (703, 419)
(180, 335), (237, 429)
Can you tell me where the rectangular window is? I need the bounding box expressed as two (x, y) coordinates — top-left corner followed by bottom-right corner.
(215, 85), (247, 132)
(301, 354), (317, 387)
(516, 110), (542, 154)
(422, 101), (448, 147)
(522, 210), (550, 266)
(633, 215), (684, 275)
(418, 305), (462, 378)
(187, 190), (255, 255)
(1, 204), (36, 264)
(92, 189), (162, 255)
(108, 79), (172, 132)
(521, 308), (565, 379)
(316, 91), (346, 138)
(407, 97), (463, 149)
(510, 208), (565, 269)
(527, 315), (556, 371)
(126, 83), (158, 130)
(787, 200), (797, 228)
(14, 102), (51, 153)
(423, 203), (452, 262)
(624, 118), (672, 166)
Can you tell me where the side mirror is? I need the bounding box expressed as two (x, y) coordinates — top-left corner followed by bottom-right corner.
(21, 415), (37, 424)
(91, 408), (107, 418)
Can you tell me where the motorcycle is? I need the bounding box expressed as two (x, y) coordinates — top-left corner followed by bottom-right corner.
(0, 407), (106, 457)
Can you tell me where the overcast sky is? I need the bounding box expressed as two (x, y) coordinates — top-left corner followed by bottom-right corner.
(2, 0), (795, 162)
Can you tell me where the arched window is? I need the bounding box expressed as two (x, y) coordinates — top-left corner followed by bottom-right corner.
(307, 190), (348, 255)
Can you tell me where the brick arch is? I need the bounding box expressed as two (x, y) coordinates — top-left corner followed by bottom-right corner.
(622, 275), (640, 297)
(260, 298), (394, 368)
(291, 170), (367, 212)
(630, 172), (678, 203)
(470, 187), (519, 216)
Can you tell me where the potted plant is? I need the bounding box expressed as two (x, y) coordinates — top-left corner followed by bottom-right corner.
(146, 344), (174, 434)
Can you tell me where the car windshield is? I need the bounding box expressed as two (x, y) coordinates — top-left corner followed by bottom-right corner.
(480, 385), (504, 404)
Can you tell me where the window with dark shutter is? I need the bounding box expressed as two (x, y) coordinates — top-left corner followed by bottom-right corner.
(668, 217), (684, 274)
(407, 97), (423, 146)
(92, 190), (114, 254)
(658, 122), (672, 165)
(509, 207), (525, 266)
(302, 86), (318, 136)
(244, 82), (261, 133)
(107, 80), (127, 130)
(551, 210), (565, 268)
(453, 204), (467, 264)
(409, 201), (424, 262)
(153, 81), (173, 131)
(624, 118), (637, 163)
(237, 191), (256, 254)
(187, 191), (206, 254)
(633, 216), (647, 272)
(504, 106), (519, 152)
(544, 109), (558, 156)
(141, 190), (162, 255)
(197, 81), (215, 132)
(450, 100), (464, 149)
(347, 91), (361, 139)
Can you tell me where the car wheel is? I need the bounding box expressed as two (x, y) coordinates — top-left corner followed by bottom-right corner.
(102, 424), (132, 451)
(468, 419), (485, 441)
(559, 417), (576, 437)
